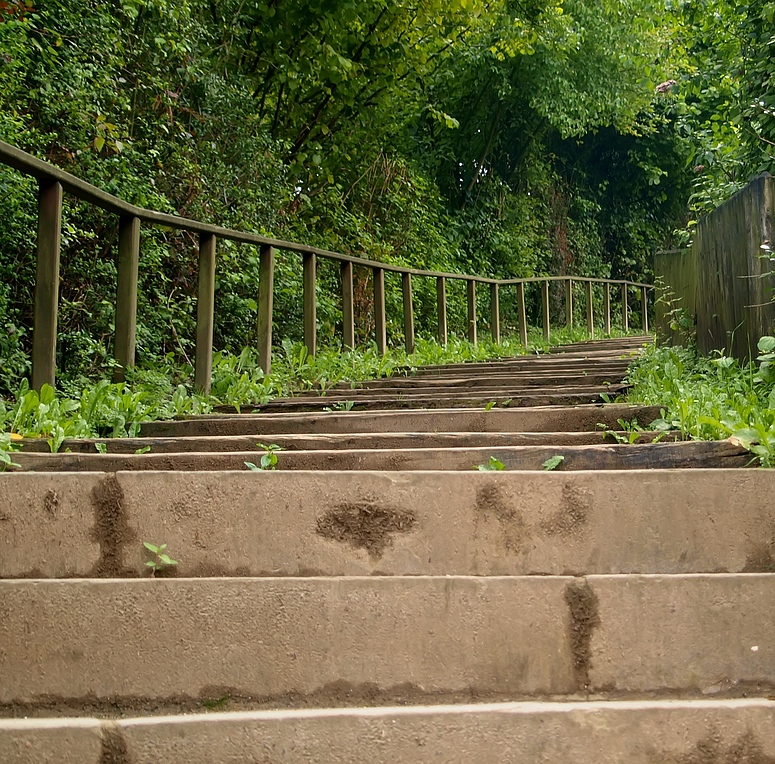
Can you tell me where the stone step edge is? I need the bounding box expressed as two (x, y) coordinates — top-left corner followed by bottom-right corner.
(2, 698), (775, 764)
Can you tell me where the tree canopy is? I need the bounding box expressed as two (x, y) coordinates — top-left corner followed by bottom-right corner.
(0, 0), (771, 389)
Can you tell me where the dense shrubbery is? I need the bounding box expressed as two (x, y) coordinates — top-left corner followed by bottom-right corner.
(0, 0), (701, 394)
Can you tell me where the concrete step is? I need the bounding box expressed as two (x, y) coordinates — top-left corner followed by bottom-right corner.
(141, 404), (662, 437)
(10, 439), (748, 473)
(214, 385), (629, 413)
(331, 365), (632, 389)
(3, 469), (772, 579)
(2, 699), (774, 763)
(2, 575), (775, 708)
(296, 373), (628, 397)
(18, 430), (674, 454)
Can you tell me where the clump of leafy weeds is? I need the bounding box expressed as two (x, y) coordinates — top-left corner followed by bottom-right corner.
(626, 339), (775, 465)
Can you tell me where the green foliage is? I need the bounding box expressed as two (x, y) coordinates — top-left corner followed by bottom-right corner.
(245, 443), (283, 471)
(0, 0), (693, 395)
(626, 341), (775, 465)
(477, 456), (506, 471)
(143, 542), (178, 576)
(541, 454), (564, 470)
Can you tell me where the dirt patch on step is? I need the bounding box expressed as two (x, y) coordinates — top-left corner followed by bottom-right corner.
(43, 489), (59, 517)
(742, 543), (775, 573)
(316, 500), (417, 558)
(564, 579), (600, 691)
(90, 474), (137, 577)
(653, 729), (775, 763)
(475, 483), (530, 554)
(540, 483), (590, 538)
(99, 724), (131, 764)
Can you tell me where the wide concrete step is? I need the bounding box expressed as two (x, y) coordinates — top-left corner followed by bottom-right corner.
(2, 575), (775, 708)
(141, 404), (661, 437)
(297, 373), (627, 397)
(216, 385), (629, 413)
(331, 366), (632, 389)
(2, 699), (774, 763)
(3, 470), (772, 578)
(10, 439), (748, 473)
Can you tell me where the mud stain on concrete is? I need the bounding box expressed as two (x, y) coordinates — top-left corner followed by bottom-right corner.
(90, 474), (137, 577)
(317, 500), (417, 558)
(43, 489), (59, 518)
(475, 483), (530, 554)
(564, 579), (600, 691)
(541, 483), (590, 538)
(654, 729), (775, 764)
(742, 543), (775, 573)
(99, 723), (131, 764)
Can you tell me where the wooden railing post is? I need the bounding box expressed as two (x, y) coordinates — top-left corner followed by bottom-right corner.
(622, 283), (629, 332)
(32, 179), (63, 391)
(565, 278), (573, 329)
(641, 285), (649, 333)
(436, 276), (447, 346)
(604, 282), (612, 335)
(303, 251), (317, 357)
(341, 261), (355, 349)
(195, 233), (217, 394)
(373, 267), (387, 354)
(541, 279), (550, 341)
(402, 271), (415, 354)
(517, 281), (528, 346)
(585, 280), (594, 338)
(257, 244), (274, 373)
(113, 215), (140, 383)
(490, 283), (500, 343)
(467, 279), (477, 345)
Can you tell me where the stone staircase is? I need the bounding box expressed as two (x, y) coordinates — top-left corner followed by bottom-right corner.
(2, 335), (775, 763)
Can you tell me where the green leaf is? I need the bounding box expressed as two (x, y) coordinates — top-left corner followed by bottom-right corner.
(759, 336), (775, 353)
(244, 462), (260, 471)
(476, 456), (505, 471)
(542, 455), (565, 471)
(143, 542), (159, 553)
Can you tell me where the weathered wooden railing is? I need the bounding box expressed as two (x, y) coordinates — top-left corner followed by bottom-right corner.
(0, 140), (653, 393)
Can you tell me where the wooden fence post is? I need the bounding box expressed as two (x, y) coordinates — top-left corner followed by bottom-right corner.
(542, 279), (550, 341)
(341, 261), (355, 349)
(257, 244), (274, 373)
(490, 283), (500, 343)
(402, 272), (415, 354)
(467, 279), (477, 345)
(113, 215), (141, 382)
(641, 285), (649, 333)
(374, 267), (387, 354)
(604, 283), (612, 336)
(437, 276), (447, 346)
(517, 281), (528, 346)
(32, 179), (63, 391)
(565, 278), (573, 329)
(195, 233), (216, 395)
(585, 280), (594, 338)
(303, 251), (317, 357)
(622, 283), (629, 332)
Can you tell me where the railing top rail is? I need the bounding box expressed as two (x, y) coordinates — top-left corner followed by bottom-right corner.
(0, 139), (652, 289)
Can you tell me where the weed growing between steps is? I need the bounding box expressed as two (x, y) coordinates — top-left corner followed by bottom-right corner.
(626, 340), (775, 465)
(0, 327), (634, 459)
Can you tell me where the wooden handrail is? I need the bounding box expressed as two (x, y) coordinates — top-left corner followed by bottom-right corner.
(0, 140), (654, 391)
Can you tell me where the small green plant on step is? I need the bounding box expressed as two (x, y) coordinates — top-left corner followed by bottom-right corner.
(323, 400), (355, 412)
(0, 433), (20, 471)
(542, 455), (565, 470)
(476, 456), (506, 471)
(245, 443), (283, 471)
(143, 542), (178, 576)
